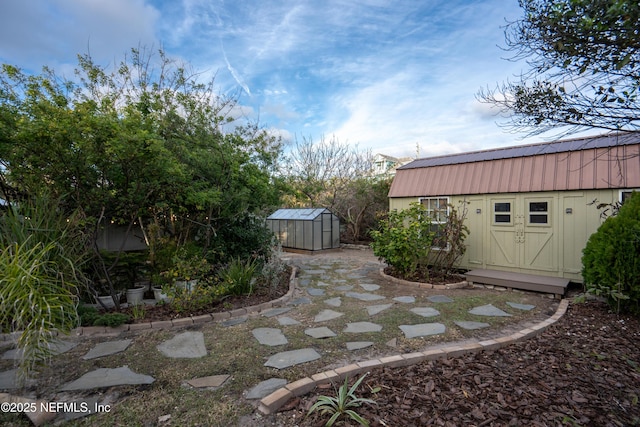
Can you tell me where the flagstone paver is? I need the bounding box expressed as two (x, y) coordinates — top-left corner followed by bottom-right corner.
(410, 307), (441, 318)
(60, 367), (155, 391)
(277, 316), (301, 326)
(288, 297), (312, 306)
(366, 303), (393, 316)
(428, 295), (455, 303)
(187, 374), (230, 389)
(157, 332), (207, 358)
(264, 348), (322, 369)
(82, 339), (132, 360)
(394, 296), (416, 303)
(399, 323), (446, 338)
(3, 340), (77, 360)
(455, 321), (491, 330)
(222, 316), (248, 327)
(314, 309), (344, 322)
(507, 301), (536, 311)
(359, 284), (380, 291)
(307, 288), (325, 296)
(345, 292), (385, 301)
(469, 304), (512, 317)
(324, 297), (342, 307)
(344, 322), (382, 333)
(346, 341), (374, 351)
(261, 307), (292, 318)
(335, 285), (354, 291)
(252, 328), (288, 346)
(305, 327), (337, 339)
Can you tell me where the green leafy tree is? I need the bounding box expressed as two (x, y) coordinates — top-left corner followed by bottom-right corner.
(478, 0), (640, 136)
(582, 191), (640, 314)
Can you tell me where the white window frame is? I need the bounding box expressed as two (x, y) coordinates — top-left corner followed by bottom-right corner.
(619, 189), (640, 203)
(419, 196), (450, 250)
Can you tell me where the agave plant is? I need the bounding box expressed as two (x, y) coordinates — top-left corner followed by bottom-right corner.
(308, 372), (377, 427)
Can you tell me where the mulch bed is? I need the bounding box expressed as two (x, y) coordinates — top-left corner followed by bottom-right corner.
(275, 301), (640, 426)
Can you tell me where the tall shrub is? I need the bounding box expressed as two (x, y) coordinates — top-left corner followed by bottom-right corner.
(582, 192), (640, 314)
(370, 202), (434, 277)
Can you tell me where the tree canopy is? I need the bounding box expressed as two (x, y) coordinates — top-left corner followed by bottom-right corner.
(478, 0), (640, 136)
(0, 48), (283, 250)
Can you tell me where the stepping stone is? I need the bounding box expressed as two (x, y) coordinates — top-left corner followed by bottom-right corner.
(427, 295), (454, 303)
(307, 288), (325, 296)
(298, 278), (311, 287)
(264, 348), (321, 369)
(394, 296), (415, 303)
(344, 322), (382, 333)
(3, 340), (77, 360)
(359, 284), (380, 291)
(316, 281), (331, 287)
(261, 307), (292, 318)
(324, 297), (342, 307)
(345, 292), (385, 301)
(60, 366), (155, 391)
(278, 316), (301, 326)
(469, 304), (512, 317)
(386, 338), (398, 348)
(399, 323), (446, 338)
(410, 307), (441, 318)
(0, 369), (19, 389)
(305, 327), (337, 339)
(288, 297), (312, 306)
(366, 304), (393, 316)
(246, 378), (288, 399)
(187, 374), (230, 389)
(157, 332), (207, 358)
(304, 269), (325, 275)
(82, 339), (132, 360)
(507, 302), (536, 311)
(335, 285), (354, 292)
(346, 341), (374, 351)
(314, 309), (344, 322)
(222, 316), (248, 327)
(455, 321), (490, 330)
(252, 328), (288, 346)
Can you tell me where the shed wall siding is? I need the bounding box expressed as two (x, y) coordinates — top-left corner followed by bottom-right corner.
(390, 189), (621, 281)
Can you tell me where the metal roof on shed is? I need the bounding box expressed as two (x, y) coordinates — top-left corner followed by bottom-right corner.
(389, 132), (640, 198)
(267, 208), (333, 220)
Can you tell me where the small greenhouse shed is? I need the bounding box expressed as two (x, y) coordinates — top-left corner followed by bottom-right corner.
(266, 208), (340, 252)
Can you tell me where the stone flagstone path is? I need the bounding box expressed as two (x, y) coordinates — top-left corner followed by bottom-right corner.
(0, 249), (553, 425)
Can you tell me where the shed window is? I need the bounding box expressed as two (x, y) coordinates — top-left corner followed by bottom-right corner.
(528, 201), (549, 224)
(620, 190), (640, 203)
(493, 202), (511, 224)
(420, 197), (450, 249)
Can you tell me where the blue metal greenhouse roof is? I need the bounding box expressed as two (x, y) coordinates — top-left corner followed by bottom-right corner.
(267, 208), (332, 221)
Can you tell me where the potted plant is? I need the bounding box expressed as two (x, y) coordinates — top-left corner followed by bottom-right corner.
(163, 250), (210, 293)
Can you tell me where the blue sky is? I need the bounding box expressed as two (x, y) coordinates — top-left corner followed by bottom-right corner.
(0, 0), (558, 158)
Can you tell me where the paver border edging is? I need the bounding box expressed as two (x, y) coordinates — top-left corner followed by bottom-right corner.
(0, 266), (299, 341)
(379, 267), (468, 290)
(257, 298), (570, 415)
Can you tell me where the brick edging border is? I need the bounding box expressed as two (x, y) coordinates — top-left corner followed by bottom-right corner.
(379, 267), (468, 289)
(0, 266), (298, 341)
(257, 298), (570, 415)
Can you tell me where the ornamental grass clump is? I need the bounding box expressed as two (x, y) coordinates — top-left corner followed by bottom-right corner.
(308, 372), (377, 427)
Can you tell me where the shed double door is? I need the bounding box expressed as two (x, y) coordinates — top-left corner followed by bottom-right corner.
(487, 195), (557, 272)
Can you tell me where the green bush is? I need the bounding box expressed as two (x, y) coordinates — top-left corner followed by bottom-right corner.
(370, 202), (434, 277)
(582, 192), (640, 314)
(78, 306), (100, 327)
(92, 313), (130, 327)
(211, 214), (276, 263)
